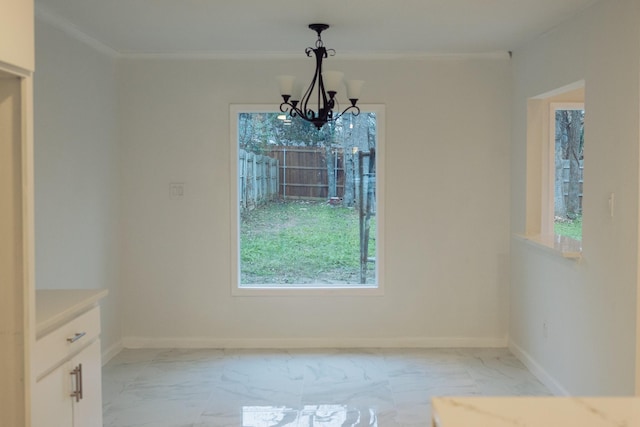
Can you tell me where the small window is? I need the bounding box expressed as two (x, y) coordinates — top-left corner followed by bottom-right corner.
(230, 105), (385, 293)
(525, 82), (584, 257)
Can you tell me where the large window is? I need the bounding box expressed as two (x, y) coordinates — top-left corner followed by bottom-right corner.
(230, 105), (384, 293)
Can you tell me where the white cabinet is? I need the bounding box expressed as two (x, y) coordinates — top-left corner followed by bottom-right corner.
(34, 339), (103, 427)
(33, 355), (73, 427)
(33, 290), (107, 427)
(70, 339), (103, 427)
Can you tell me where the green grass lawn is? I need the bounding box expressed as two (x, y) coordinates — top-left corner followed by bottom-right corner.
(554, 215), (582, 241)
(240, 200), (375, 285)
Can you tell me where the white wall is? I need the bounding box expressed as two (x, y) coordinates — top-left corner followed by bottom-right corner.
(31, 0), (640, 396)
(34, 18), (121, 358)
(118, 56), (512, 347)
(509, 0), (640, 395)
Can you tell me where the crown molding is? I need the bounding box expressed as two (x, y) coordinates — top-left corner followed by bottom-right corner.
(35, 5), (120, 58)
(118, 50), (511, 61)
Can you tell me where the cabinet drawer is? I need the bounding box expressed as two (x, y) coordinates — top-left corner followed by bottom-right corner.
(33, 306), (101, 379)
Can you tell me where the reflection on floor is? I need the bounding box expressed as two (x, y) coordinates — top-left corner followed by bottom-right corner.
(242, 405), (376, 427)
(102, 348), (551, 427)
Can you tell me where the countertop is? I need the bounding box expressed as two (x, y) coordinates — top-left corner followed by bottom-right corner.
(36, 289), (108, 338)
(432, 397), (640, 427)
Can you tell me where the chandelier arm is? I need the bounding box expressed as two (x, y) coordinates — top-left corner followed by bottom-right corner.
(280, 99), (306, 119)
(332, 105), (361, 123)
(279, 101), (322, 128)
(279, 102), (294, 116)
(279, 100), (360, 129)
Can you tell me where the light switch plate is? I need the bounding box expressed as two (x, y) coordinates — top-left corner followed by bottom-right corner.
(169, 183), (185, 200)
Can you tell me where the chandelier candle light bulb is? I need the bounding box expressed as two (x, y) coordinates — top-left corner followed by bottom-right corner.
(291, 82), (304, 103)
(277, 75), (296, 101)
(347, 80), (364, 105)
(323, 71), (344, 95)
(277, 24), (362, 129)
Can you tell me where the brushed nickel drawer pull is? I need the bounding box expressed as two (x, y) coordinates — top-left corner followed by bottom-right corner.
(78, 363), (83, 401)
(70, 365), (81, 402)
(66, 332), (86, 343)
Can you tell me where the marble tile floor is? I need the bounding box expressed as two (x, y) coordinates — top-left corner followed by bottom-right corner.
(102, 348), (552, 427)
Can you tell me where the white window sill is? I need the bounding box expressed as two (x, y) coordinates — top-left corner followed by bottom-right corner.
(514, 233), (582, 260)
(233, 284), (383, 297)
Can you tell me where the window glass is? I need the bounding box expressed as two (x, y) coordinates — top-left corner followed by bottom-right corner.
(552, 104), (584, 241)
(232, 107), (383, 289)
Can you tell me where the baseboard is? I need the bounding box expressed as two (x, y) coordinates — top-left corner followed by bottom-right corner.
(121, 336), (508, 349)
(509, 340), (569, 396)
(102, 340), (124, 366)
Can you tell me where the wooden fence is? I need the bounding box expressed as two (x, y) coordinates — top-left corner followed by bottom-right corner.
(239, 146), (372, 207)
(238, 149), (279, 211)
(559, 159), (584, 212)
(266, 146), (345, 199)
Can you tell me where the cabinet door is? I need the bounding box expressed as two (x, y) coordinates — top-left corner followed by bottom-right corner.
(71, 339), (103, 427)
(33, 364), (73, 427)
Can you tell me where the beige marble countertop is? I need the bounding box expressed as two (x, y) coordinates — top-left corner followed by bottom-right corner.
(432, 397), (640, 427)
(35, 289), (108, 338)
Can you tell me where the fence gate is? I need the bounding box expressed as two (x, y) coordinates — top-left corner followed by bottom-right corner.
(358, 149), (376, 284)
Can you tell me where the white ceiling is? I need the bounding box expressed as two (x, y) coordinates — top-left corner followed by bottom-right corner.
(34, 0), (599, 57)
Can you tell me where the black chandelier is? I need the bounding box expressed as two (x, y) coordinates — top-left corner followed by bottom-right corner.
(278, 24), (363, 130)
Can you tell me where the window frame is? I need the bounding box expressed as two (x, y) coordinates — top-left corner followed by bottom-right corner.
(522, 82), (584, 259)
(229, 104), (386, 296)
